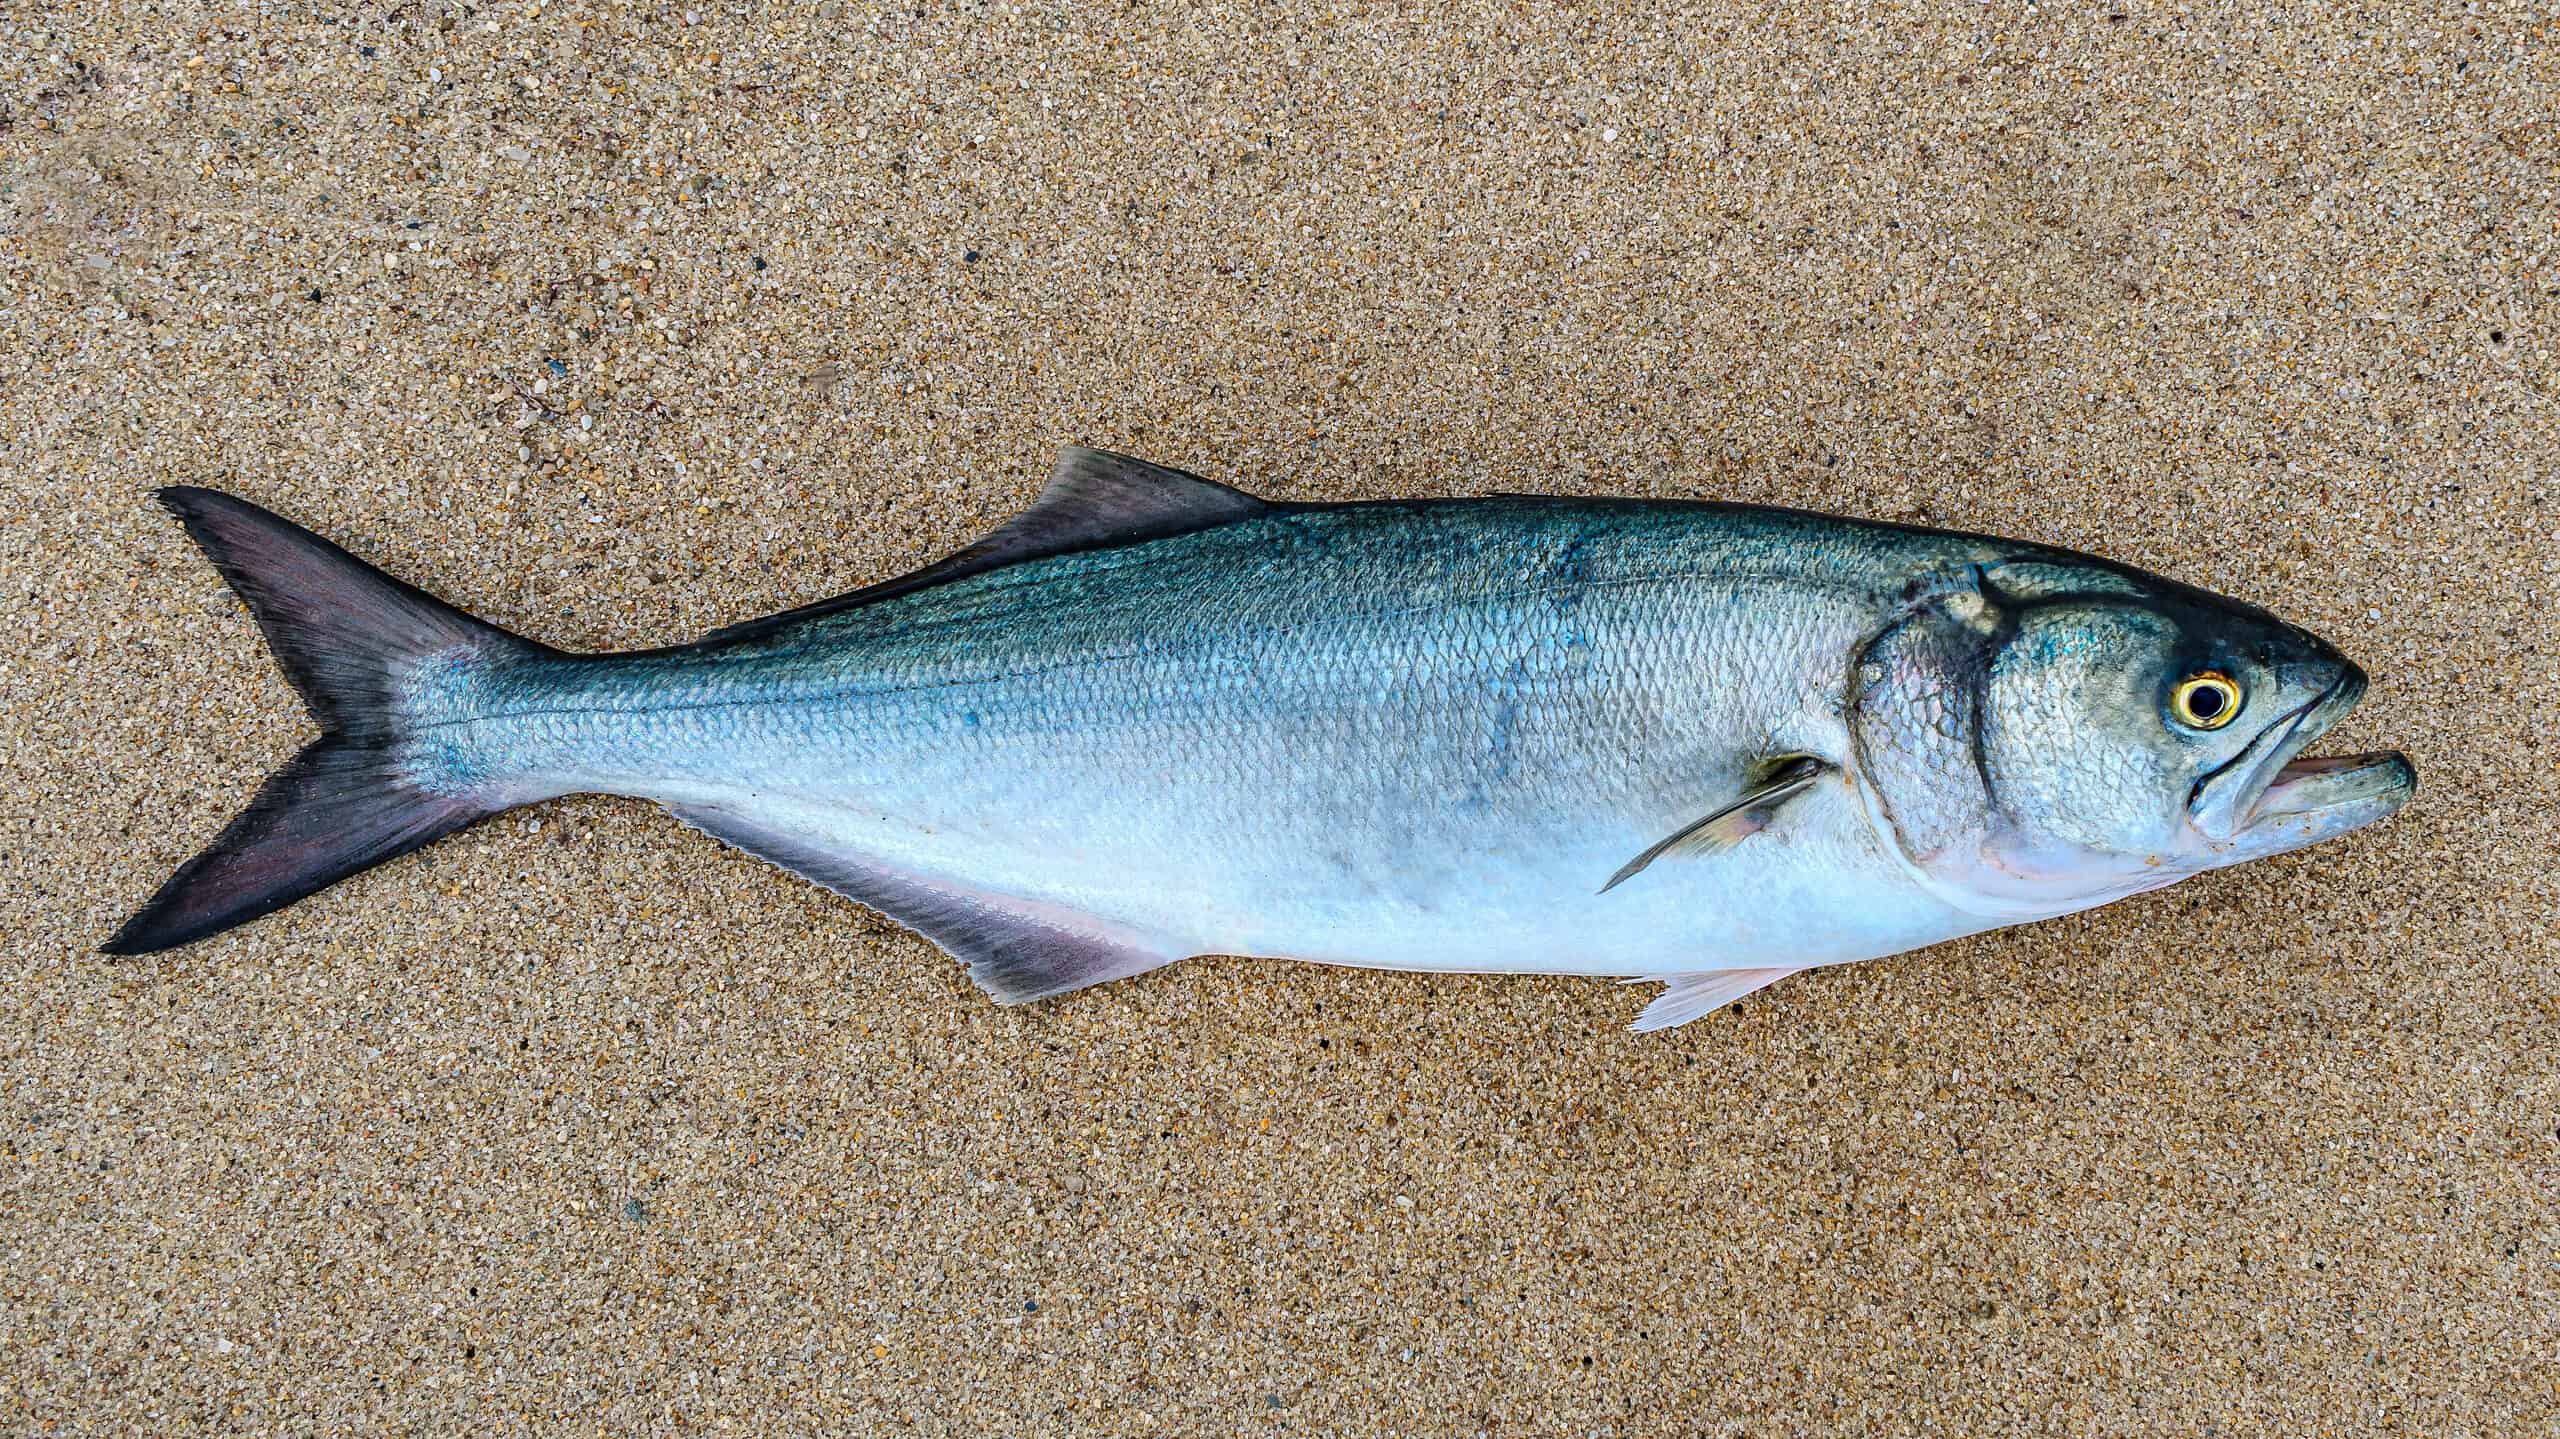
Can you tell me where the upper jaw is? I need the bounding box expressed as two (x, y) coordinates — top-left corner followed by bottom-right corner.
(2189, 667), (2415, 858)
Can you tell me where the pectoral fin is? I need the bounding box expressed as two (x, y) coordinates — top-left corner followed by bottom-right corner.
(1628, 967), (1804, 1032)
(1599, 756), (1830, 894)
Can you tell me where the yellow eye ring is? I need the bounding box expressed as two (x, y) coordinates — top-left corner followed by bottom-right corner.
(2170, 672), (2243, 730)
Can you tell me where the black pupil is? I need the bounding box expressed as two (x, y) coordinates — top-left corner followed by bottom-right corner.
(2188, 684), (2227, 720)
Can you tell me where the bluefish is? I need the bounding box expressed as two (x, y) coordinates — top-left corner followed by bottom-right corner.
(107, 448), (2415, 1029)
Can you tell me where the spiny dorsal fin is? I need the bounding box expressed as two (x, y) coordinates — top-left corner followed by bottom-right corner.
(702, 446), (1281, 644)
(1599, 755), (1831, 894)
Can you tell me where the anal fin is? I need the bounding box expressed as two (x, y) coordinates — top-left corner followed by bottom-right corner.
(668, 804), (1187, 1004)
(1627, 967), (1804, 1032)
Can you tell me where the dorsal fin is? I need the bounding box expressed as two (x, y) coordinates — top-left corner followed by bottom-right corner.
(1002, 446), (1277, 552)
(702, 447), (1280, 644)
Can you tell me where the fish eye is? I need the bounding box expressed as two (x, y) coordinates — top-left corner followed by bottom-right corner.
(2169, 672), (2242, 730)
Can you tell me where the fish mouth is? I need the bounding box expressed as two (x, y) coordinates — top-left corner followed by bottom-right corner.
(2189, 666), (2415, 856)
(2251, 750), (2417, 819)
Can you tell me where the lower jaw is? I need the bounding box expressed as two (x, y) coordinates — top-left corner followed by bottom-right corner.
(2220, 751), (2416, 859)
(2253, 751), (2417, 820)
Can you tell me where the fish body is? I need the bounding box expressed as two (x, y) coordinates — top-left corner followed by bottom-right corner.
(108, 450), (2416, 1029)
(435, 497), (1987, 978)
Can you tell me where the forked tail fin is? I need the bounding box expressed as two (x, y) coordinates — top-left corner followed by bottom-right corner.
(103, 489), (548, 955)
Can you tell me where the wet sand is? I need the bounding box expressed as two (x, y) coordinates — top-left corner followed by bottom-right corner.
(4, 3), (2555, 1432)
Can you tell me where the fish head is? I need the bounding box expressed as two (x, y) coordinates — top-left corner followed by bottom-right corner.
(1850, 563), (2415, 920)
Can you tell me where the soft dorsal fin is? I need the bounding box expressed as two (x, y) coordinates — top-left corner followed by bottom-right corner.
(702, 447), (1280, 644)
(1001, 446), (1277, 553)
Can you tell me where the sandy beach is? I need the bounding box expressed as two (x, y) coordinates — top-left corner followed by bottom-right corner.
(4, 2), (2555, 1431)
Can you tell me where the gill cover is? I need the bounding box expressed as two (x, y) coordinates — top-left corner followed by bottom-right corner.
(1847, 562), (2189, 919)
(1847, 568), (2009, 895)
